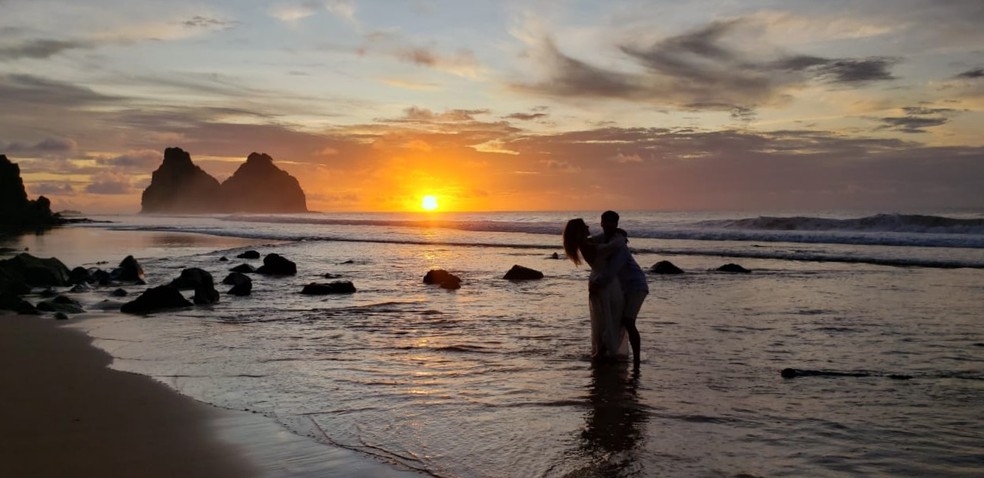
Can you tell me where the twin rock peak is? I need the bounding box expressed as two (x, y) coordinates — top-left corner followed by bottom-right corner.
(141, 147), (307, 214)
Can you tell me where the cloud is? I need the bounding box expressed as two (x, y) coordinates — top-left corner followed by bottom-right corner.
(269, 2), (321, 23)
(955, 68), (984, 79)
(879, 115), (949, 133)
(84, 172), (135, 195)
(0, 74), (117, 107)
(515, 18), (898, 111)
(98, 150), (161, 170)
(504, 112), (548, 121)
(181, 16), (239, 30)
(0, 137), (78, 156)
(30, 182), (75, 195)
(0, 38), (93, 60)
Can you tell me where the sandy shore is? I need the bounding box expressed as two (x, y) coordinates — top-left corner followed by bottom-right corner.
(0, 314), (419, 478)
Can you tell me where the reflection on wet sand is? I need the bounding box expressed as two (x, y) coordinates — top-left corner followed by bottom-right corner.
(570, 362), (648, 477)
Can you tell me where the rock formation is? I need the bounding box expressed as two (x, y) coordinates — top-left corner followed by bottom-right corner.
(140, 148), (307, 214)
(503, 265), (544, 280)
(0, 155), (62, 227)
(141, 148), (221, 213)
(221, 153), (307, 213)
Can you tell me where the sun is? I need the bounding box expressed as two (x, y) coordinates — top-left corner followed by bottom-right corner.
(421, 195), (439, 211)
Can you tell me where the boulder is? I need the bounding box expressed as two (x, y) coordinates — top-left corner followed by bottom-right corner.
(140, 147), (222, 213)
(112, 255), (144, 282)
(230, 263), (256, 273)
(503, 265), (544, 281)
(717, 263), (751, 273)
(650, 260), (684, 274)
(69, 266), (93, 284)
(36, 295), (85, 314)
(223, 273), (252, 296)
(168, 267), (214, 290)
(194, 286), (220, 305)
(120, 286), (192, 314)
(301, 281), (356, 295)
(90, 268), (111, 285)
(54, 312), (70, 321)
(423, 269), (462, 290)
(111, 288), (128, 297)
(0, 253), (71, 287)
(0, 293), (38, 314)
(237, 250), (261, 259)
(220, 153), (307, 213)
(69, 282), (93, 293)
(219, 256), (229, 262)
(256, 253), (296, 275)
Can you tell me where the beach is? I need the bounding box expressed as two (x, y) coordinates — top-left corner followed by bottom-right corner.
(3, 213), (984, 477)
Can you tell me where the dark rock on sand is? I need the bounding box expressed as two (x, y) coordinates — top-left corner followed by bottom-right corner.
(256, 253), (296, 275)
(36, 295), (85, 314)
(140, 147), (222, 214)
(423, 269), (461, 290)
(54, 312), (69, 321)
(223, 273), (252, 296)
(301, 281), (356, 295)
(323, 272), (342, 279)
(237, 250), (261, 259)
(550, 252), (560, 260)
(0, 253), (71, 288)
(194, 286), (220, 305)
(120, 286), (193, 314)
(221, 152), (307, 213)
(717, 263), (751, 273)
(112, 255), (145, 282)
(111, 288), (128, 297)
(230, 263), (256, 273)
(650, 260), (684, 274)
(39, 288), (58, 298)
(219, 256), (229, 262)
(0, 293), (38, 314)
(503, 265), (544, 280)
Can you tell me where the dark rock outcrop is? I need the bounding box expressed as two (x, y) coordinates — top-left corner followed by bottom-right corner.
(139, 149), (306, 214)
(717, 263), (751, 273)
(36, 295), (85, 314)
(223, 272), (252, 296)
(230, 263), (256, 273)
(503, 265), (544, 281)
(0, 293), (38, 314)
(301, 281), (356, 295)
(0, 253), (71, 291)
(167, 268), (219, 305)
(69, 266), (93, 284)
(111, 288), (128, 297)
(237, 250), (261, 259)
(120, 286), (193, 314)
(256, 253), (296, 275)
(0, 154), (62, 227)
(140, 147), (222, 213)
(168, 268), (214, 290)
(650, 260), (684, 274)
(221, 153), (307, 213)
(424, 269), (461, 290)
(112, 255), (145, 282)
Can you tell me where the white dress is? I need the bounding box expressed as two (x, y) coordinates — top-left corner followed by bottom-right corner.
(587, 236), (629, 360)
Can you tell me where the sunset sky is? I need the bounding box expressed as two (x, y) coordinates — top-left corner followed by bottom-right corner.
(2, 0), (983, 213)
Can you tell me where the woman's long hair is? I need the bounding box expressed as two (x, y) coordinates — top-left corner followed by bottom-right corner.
(563, 218), (587, 266)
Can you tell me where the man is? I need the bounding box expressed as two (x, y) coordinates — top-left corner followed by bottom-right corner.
(590, 210), (648, 369)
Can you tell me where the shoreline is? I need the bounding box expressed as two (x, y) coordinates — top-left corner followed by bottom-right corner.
(0, 314), (420, 478)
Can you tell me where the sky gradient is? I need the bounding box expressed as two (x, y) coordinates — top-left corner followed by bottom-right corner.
(2, 0), (983, 213)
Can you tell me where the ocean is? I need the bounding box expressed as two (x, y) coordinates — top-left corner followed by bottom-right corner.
(6, 210), (984, 477)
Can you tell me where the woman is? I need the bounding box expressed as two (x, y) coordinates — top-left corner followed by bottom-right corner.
(563, 218), (629, 361)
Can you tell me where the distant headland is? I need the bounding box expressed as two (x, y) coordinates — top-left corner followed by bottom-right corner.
(141, 147), (307, 214)
(0, 154), (64, 229)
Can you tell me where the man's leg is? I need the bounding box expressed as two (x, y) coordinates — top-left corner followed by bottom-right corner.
(623, 290), (647, 369)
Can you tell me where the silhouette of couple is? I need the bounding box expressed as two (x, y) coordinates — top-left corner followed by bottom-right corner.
(563, 211), (648, 369)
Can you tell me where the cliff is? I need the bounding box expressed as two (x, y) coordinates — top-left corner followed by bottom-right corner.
(0, 154), (62, 227)
(140, 148), (307, 214)
(221, 153), (307, 213)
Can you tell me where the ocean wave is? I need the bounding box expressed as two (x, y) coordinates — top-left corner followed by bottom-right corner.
(695, 213), (984, 234)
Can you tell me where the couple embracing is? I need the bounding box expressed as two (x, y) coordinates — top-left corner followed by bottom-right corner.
(563, 211), (648, 369)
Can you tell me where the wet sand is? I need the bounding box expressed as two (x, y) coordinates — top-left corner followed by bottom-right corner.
(0, 314), (419, 478)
